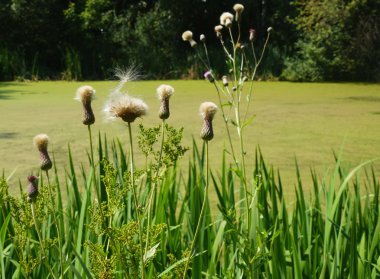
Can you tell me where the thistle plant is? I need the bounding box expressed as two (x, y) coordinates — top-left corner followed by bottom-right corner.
(33, 134), (64, 276)
(144, 84), (173, 255)
(182, 3), (272, 276)
(182, 102), (217, 278)
(103, 69), (148, 278)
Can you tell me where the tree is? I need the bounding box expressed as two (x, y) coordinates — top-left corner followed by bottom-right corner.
(283, 0), (380, 81)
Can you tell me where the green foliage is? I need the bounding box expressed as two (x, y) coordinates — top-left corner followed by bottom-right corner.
(138, 123), (188, 170)
(283, 0), (380, 81)
(0, 135), (380, 278)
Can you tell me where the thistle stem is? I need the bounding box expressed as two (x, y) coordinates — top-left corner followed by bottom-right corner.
(202, 42), (212, 70)
(212, 83), (238, 168)
(127, 122), (146, 279)
(182, 141), (209, 279)
(87, 125), (100, 202)
(31, 203), (57, 279)
(88, 125), (94, 166)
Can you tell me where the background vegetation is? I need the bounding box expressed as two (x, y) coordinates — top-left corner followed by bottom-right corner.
(0, 0), (379, 82)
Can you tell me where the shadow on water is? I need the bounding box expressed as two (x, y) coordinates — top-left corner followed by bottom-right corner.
(346, 96), (380, 102)
(0, 82), (31, 99)
(0, 132), (18, 139)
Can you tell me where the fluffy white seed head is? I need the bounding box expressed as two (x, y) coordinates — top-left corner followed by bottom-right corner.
(182, 30), (193, 41)
(233, 3), (244, 13)
(233, 4), (244, 21)
(214, 25), (223, 33)
(157, 84), (174, 101)
(214, 25), (223, 38)
(199, 102), (218, 120)
(114, 66), (140, 92)
(33, 134), (49, 151)
(103, 92), (148, 123)
(182, 30), (197, 47)
(220, 12), (234, 28)
(75, 85), (95, 104)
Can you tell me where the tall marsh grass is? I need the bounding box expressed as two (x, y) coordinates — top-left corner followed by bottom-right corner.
(0, 138), (379, 278)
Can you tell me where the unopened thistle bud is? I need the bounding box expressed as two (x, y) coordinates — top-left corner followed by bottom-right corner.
(75, 85), (96, 125)
(220, 12), (234, 28)
(157, 84), (174, 120)
(200, 34), (206, 43)
(249, 29), (256, 42)
(33, 134), (52, 171)
(233, 4), (244, 22)
(222, 75), (228, 86)
(214, 25), (223, 38)
(267, 27), (273, 33)
(182, 31), (197, 47)
(204, 71), (214, 83)
(27, 175), (38, 202)
(200, 102), (217, 141)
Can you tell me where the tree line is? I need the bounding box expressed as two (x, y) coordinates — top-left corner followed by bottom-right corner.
(0, 0), (379, 82)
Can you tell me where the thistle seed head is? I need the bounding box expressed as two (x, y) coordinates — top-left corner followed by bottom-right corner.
(75, 85), (95, 105)
(27, 175), (38, 202)
(182, 30), (197, 47)
(214, 25), (223, 38)
(75, 85), (96, 125)
(199, 102), (218, 120)
(33, 134), (53, 171)
(104, 93), (148, 123)
(249, 29), (256, 42)
(157, 84), (174, 120)
(200, 102), (217, 141)
(33, 134), (49, 152)
(200, 34), (206, 43)
(222, 75), (228, 86)
(233, 4), (244, 21)
(220, 12), (234, 28)
(104, 67), (148, 123)
(157, 84), (174, 101)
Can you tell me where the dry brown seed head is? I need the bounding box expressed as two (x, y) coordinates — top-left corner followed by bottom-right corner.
(75, 85), (95, 105)
(104, 93), (148, 123)
(157, 84), (174, 100)
(199, 102), (218, 120)
(33, 134), (49, 151)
